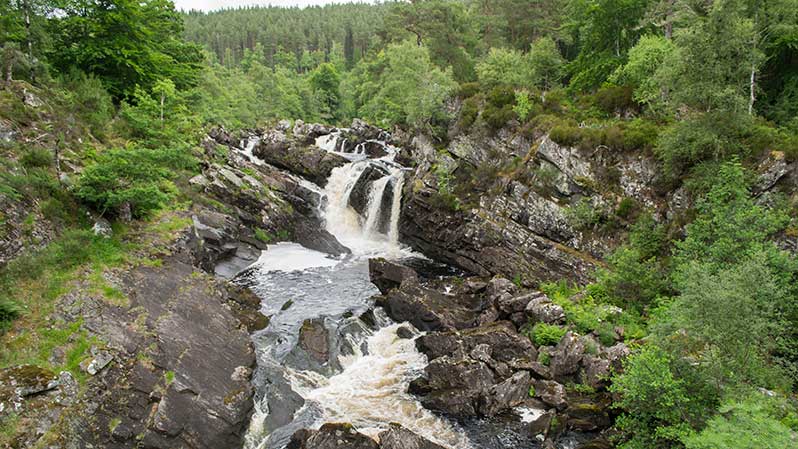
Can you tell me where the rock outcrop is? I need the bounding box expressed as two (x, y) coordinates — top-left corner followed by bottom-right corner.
(286, 423), (446, 449)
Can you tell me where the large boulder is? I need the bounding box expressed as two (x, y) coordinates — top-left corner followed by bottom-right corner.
(524, 293), (566, 325)
(287, 423), (379, 449)
(253, 134), (348, 185)
(418, 352), (496, 417)
(378, 424), (447, 449)
(416, 321), (537, 364)
(376, 283), (483, 331)
(369, 258), (419, 294)
(479, 371), (532, 416)
(549, 332), (585, 379)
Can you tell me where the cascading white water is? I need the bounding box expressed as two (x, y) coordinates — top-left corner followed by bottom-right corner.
(363, 175), (392, 237)
(286, 324), (472, 448)
(244, 128), (469, 449)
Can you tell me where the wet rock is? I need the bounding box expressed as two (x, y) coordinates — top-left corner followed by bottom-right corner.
(565, 398), (612, 431)
(369, 258), (419, 294)
(298, 318), (330, 365)
(420, 352), (496, 417)
(293, 217), (351, 256)
(227, 286), (270, 332)
(416, 321), (537, 365)
(396, 326), (415, 339)
(376, 282), (482, 331)
(378, 423), (447, 449)
(288, 423), (379, 449)
(524, 293), (566, 325)
(480, 371), (532, 416)
(532, 379), (567, 410)
(349, 164), (390, 216)
(550, 332), (585, 379)
(254, 135), (348, 185)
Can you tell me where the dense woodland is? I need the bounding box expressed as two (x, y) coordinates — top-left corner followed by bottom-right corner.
(1, 0), (798, 448)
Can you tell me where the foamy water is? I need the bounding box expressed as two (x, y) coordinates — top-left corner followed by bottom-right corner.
(287, 324), (472, 448)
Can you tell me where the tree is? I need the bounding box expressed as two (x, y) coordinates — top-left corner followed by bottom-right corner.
(610, 34), (676, 108)
(476, 47), (531, 88)
(49, 0), (203, 100)
(344, 25), (355, 69)
(658, 0), (760, 114)
(1, 42), (24, 88)
(528, 36), (565, 97)
(351, 40), (457, 132)
(309, 63), (341, 121)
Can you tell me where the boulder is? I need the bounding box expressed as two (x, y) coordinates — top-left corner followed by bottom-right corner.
(549, 332), (585, 379)
(92, 218), (113, 238)
(378, 423), (447, 449)
(524, 293), (566, 325)
(348, 164), (390, 216)
(480, 371), (532, 417)
(416, 321), (537, 364)
(368, 258), (419, 294)
(253, 135), (348, 185)
(287, 423), (379, 449)
(376, 283), (482, 332)
(532, 379), (567, 410)
(420, 352), (495, 417)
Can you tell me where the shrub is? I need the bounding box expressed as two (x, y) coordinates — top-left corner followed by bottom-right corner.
(458, 82), (481, 99)
(656, 112), (751, 178)
(531, 323), (567, 346)
(459, 97), (480, 129)
(20, 148), (52, 168)
(0, 298), (20, 330)
(487, 85), (515, 108)
(615, 197), (637, 220)
(565, 197), (605, 229)
(482, 104), (516, 130)
(513, 90), (534, 122)
(75, 147), (183, 218)
(620, 119), (659, 151)
(594, 85), (636, 115)
(549, 124), (581, 147)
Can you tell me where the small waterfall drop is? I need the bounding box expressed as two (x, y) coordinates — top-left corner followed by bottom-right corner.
(363, 175), (392, 237)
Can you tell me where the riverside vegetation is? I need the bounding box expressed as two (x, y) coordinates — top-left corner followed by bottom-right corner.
(1, 0), (797, 448)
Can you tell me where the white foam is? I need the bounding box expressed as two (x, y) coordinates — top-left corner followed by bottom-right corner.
(254, 242), (339, 273)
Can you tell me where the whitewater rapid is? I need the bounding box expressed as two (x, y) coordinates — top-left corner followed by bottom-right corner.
(240, 130), (470, 449)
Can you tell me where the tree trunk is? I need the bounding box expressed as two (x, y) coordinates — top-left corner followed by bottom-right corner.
(24, 0), (34, 82)
(748, 64), (756, 115)
(160, 92), (165, 123)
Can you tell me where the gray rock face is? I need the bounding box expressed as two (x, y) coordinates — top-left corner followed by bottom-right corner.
(421, 352), (496, 417)
(400, 184), (597, 286)
(480, 371), (532, 416)
(533, 379), (567, 410)
(536, 136), (594, 193)
(550, 332), (585, 379)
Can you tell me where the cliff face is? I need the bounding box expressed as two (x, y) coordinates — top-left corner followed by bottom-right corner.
(397, 120), (797, 285)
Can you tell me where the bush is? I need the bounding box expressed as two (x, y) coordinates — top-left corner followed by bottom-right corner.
(0, 298), (20, 331)
(615, 197), (637, 220)
(459, 97), (480, 129)
(482, 104), (516, 130)
(593, 85), (636, 115)
(549, 124), (582, 147)
(458, 82), (481, 99)
(75, 147), (184, 218)
(656, 112), (751, 177)
(565, 197), (606, 229)
(530, 323), (567, 346)
(20, 148), (52, 168)
(487, 85), (515, 108)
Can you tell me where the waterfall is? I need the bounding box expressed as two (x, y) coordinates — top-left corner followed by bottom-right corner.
(363, 175), (392, 237)
(388, 172), (404, 244)
(317, 130), (408, 256)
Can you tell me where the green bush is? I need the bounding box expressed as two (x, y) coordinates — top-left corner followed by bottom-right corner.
(565, 197), (605, 229)
(530, 323), (567, 346)
(459, 97), (480, 129)
(656, 112), (751, 177)
(620, 119), (659, 151)
(615, 197), (637, 220)
(549, 124), (582, 147)
(0, 298), (20, 331)
(593, 85), (636, 114)
(487, 85), (515, 108)
(458, 82), (481, 99)
(20, 148), (52, 168)
(482, 104), (516, 130)
(75, 147), (184, 218)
